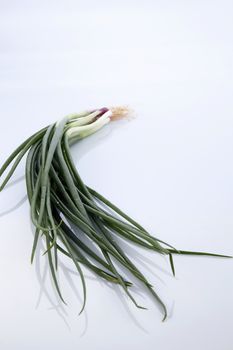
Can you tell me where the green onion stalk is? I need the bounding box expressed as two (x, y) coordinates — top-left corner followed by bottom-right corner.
(0, 106), (231, 321)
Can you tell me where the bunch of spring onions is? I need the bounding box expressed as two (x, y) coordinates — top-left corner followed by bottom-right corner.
(0, 106), (230, 321)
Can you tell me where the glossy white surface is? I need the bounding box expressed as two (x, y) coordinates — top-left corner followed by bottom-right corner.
(0, 1), (232, 349)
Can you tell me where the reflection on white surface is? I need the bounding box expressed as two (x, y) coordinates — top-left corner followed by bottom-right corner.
(0, 1), (232, 349)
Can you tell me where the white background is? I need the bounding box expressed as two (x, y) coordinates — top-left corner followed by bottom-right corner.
(0, 1), (233, 349)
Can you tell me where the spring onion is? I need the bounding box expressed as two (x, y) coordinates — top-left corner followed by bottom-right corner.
(0, 106), (231, 321)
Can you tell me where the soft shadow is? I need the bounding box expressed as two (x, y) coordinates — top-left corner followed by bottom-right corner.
(4, 175), (25, 189)
(109, 284), (149, 334)
(59, 262), (89, 337)
(58, 259), (150, 334)
(0, 195), (27, 217)
(169, 300), (175, 318)
(34, 238), (71, 330)
(33, 231), (90, 334)
(111, 236), (173, 280)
